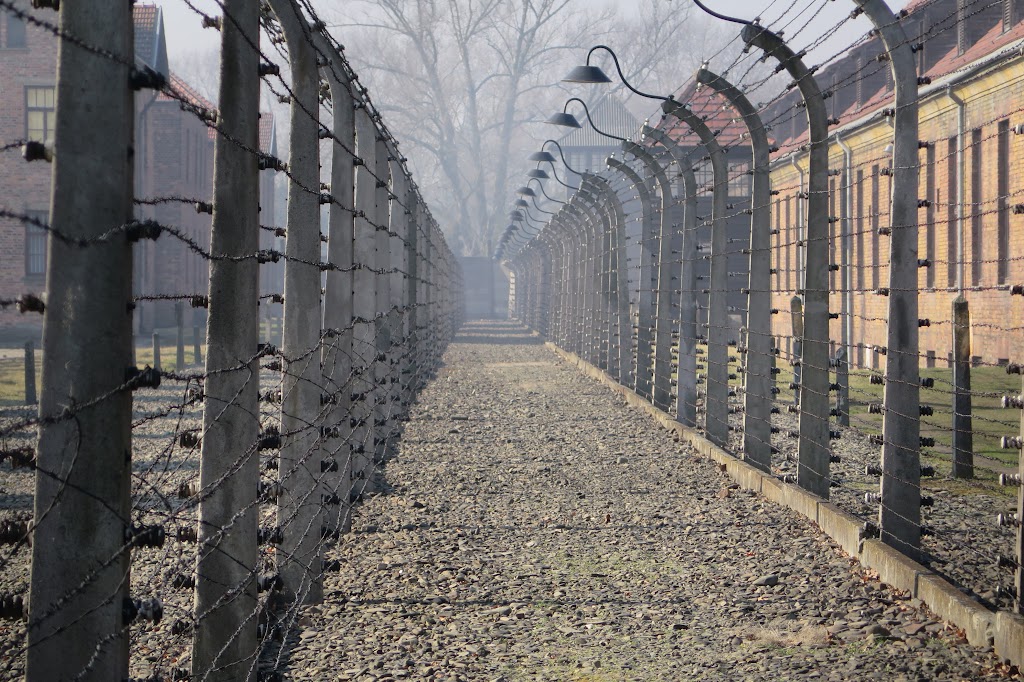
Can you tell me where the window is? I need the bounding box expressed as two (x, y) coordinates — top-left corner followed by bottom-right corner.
(947, 137), (957, 287)
(25, 210), (48, 278)
(784, 197), (791, 292)
(728, 160), (750, 197)
(26, 86), (55, 143)
(871, 165), (880, 290)
(6, 12), (26, 48)
(856, 169), (864, 291)
(997, 120), (1010, 284)
(693, 160), (713, 193)
(925, 144), (935, 288)
(829, 177), (837, 291)
(970, 127), (982, 286)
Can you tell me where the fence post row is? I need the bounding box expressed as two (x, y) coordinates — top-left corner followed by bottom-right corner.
(740, 24), (832, 498)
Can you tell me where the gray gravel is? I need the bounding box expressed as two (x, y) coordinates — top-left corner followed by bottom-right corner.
(273, 320), (1019, 682)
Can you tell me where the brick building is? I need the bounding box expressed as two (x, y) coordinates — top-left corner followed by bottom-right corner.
(0, 3), (278, 338)
(766, 0), (1024, 367)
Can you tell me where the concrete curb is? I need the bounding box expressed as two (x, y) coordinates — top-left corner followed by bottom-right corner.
(545, 342), (1024, 665)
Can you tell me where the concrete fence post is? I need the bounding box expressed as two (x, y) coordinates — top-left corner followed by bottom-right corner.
(952, 296), (973, 479)
(175, 301), (186, 370)
(352, 102), (379, 492)
(23, 340), (36, 405)
(26, 2), (135, 676)
(696, 66), (774, 473)
(269, 0), (324, 606)
(661, 102), (731, 448)
(317, 35), (356, 533)
(741, 24), (831, 497)
(191, 0), (262, 677)
(153, 331), (162, 372)
(856, 0), (924, 559)
(193, 324), (203, 365)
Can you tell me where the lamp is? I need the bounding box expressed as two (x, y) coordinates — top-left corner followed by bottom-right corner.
(548, 97), (625, 141)
(527, 168), (550, 179)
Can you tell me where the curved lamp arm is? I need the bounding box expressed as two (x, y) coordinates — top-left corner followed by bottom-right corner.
(583, 45), (671, 101)
(559, 97), (626, 142)
(528, 177), (566, 204)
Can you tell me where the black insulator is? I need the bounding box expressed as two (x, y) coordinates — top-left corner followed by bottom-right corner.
(321, 459), (339, 473)
(0, 520), (29, 545)
(179, 432), (200, 448)
(0, 594), (26, 620)
(126, 219), (163, 242)
(16, 293), (45, 314)
(125, 366), (161, 390)
(258, 526), (283, 545)
(171, 574), (195, 590)
(257, 573), (283, 593)
(123, 597), (163, 625)
(190, 294), (209, 308)
(130, 66), (167, 91)
(22, 140), (50, 162)
(126, 524), (165, 549)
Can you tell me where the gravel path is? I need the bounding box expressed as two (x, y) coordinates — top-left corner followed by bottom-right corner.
(277, 320), (1019, 682)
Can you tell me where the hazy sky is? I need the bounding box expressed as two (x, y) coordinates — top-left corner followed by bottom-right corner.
(155, 0), (913, 81)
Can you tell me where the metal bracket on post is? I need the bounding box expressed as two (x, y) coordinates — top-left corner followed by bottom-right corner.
(854, 0), (923, 560)
(660, 101), (731, 448)
(696, 66), (774, 473)
(741, 23), (831, 496)
(643, 126), (699, 428)
(607, 157), (657, 402)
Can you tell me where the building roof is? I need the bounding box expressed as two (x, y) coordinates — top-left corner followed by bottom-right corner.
(653, 80), (752, 151)
(770, 0), (1024, 150)
(133, 5), (168, 78)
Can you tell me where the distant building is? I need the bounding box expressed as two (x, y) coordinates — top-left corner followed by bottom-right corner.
(0, 3), (277, 337)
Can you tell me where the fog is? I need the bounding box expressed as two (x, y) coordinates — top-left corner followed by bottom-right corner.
(152, 0), (911, 255)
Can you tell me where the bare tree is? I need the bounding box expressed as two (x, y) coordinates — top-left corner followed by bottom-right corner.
(329, 0), (731, 255)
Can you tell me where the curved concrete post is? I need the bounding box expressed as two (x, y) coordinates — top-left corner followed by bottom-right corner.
(269, 0), (323, 606)
(372, 124), (393, 470)
(607, 157), (656, 401)
(577, 180), (606, 364)
(623, 140), (678, 413)
(644, 126), (699, 427)
(581, 176), (615, 370)
(387, 145), (409, 446)
(188, 1), (262, 678)
(661, 101), (730, 448)
(317, 38), (355, 534)
(742, 24), (831, 497)
(696, 65), (774, 473)
(595, 174), (634, 387)
(855, 0), (923, 559)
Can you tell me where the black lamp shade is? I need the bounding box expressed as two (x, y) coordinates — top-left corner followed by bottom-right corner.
(563, 65), (612, 84)
(527, 168), (550, 179)
(516, 186), (536, 197)
(547, 112), (582, 128)
(529, 150), (557, 163)
(514, 199), (529, 207)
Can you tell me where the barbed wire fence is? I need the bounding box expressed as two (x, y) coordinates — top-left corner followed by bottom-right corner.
(0, 0), (462, 679)
(501, 0), (1024, 666)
